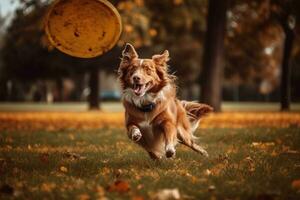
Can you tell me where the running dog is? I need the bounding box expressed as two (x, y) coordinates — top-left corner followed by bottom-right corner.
(118, 43), (212, 159)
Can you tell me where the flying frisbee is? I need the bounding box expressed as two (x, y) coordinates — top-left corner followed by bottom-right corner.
(45, 0), (122, 58)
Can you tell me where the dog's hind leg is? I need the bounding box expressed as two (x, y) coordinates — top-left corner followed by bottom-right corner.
(180, 140), (209, 157)
(177, 126), (209, 157)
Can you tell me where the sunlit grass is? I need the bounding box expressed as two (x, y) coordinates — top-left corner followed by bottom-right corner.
(0, 111), (299, 132)
(1, 128), (300, 199)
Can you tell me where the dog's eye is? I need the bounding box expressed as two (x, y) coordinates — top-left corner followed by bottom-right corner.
(145, 68), (152, 75)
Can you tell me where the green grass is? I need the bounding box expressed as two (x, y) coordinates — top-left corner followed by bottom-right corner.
(1, 128), (300, 199)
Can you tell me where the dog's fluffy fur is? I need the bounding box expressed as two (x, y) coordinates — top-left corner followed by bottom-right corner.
(118, 43), (213, 159)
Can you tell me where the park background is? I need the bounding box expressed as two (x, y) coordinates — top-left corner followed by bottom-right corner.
(0, 0), (300, 200)
(0, 0), (299, 111)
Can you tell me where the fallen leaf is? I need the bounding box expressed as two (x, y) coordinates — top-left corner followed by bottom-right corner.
(5, 137), (13, 143)
(294, 164), (300, 169)
(271, 150), (278, 157)
(60, 166), (68, 173)
(285, 150), (300, 154)
(74, 179), (85, 187)
(41, 182), (56, 192)
(63, 151), (86, 160)
(95, 185), (105, 197)
(291, 179), (300, 191)
(114, 169), (123, 178)
(281, 146), (300, 154)
(101, 159), (109, 164)
(251, 142), (275, 151)
(132, 196), (144, 200)
(241, 156), (256, 172)
(137, 184), (143, 190)
(12, 167), (19, 175)
(210, 163), (226, 176)
(101, 167), (111, 176)
(107, 180), (130, 193)
(68, 134), (75, 140)
(152, 188), (180, 200)
(204, 169), (211, 176)
(78, 194), (90, 200)
(208, 185), (216, 192)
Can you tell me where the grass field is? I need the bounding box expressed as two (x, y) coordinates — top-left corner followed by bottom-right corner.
(0, 102), (300, 199)
(1, 127), (300, 199)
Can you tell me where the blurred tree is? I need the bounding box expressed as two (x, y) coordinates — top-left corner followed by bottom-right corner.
(270, 0), (299, 111)
(1, 0), (300, 107)
(1, 0), (72, 100)
(0, 11), (7, 101)
(225, 0), (300, 108)
(144, 0), (207, 98)
(200, 0), (228, 112)
(0, 0), (122, 109)
(225, 1), (283, 89)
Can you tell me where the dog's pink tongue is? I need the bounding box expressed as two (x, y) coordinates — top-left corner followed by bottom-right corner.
(134, 85), (144, 96)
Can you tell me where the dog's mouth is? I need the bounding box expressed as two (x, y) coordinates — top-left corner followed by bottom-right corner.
(132, 82), (151, 96)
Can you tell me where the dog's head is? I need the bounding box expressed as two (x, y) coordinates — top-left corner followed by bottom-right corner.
(118, 43), (172, 97)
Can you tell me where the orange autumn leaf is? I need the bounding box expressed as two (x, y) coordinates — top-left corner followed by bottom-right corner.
(60, 166), (68, 173)
(209, 163), (225, 176)
(291, 179), (300, 191)
(95, 185), (106, 198)
(107, 180), (130, 193)
(77, 194), (90, 200)
(41, 182), (56, 192)
(251, 142), (275, 151)
(132, 196), (144, 200)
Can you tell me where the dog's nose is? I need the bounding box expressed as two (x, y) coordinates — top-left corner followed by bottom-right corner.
(133, 75), (141, 82)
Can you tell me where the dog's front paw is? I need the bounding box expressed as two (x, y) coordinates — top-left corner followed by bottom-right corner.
(131, 128), (142, 142)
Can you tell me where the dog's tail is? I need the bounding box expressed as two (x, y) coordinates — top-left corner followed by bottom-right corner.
(181, 101), (213, 135)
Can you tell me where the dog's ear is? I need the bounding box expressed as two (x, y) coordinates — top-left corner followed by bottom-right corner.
(152, 50), (169, 66)
(122, 43), (138, 62)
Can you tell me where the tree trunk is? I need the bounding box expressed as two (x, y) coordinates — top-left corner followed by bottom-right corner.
(0, 79), (8, 101)
(280, 18), (295, 111)
(88, 67), (100, 110)
(200, 0), (228, 112)
(56, 78), (63, 102)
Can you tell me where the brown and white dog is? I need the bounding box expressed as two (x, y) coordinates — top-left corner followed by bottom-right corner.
(118, 43), (213, 160)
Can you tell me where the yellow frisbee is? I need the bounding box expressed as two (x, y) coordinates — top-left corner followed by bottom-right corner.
(45, 0), (122, 58)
